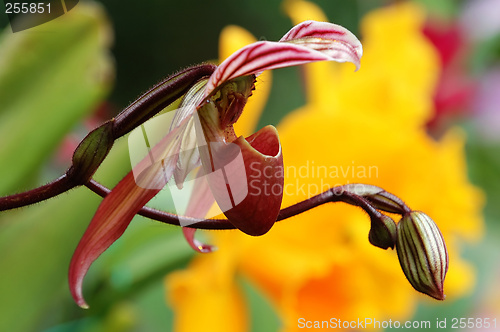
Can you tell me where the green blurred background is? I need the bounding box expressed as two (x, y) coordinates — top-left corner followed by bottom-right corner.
(1, 0), (499, 331)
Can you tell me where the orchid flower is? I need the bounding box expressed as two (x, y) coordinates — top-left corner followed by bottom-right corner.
(0, 18), (450, 308)
(68, 20), (363, 308)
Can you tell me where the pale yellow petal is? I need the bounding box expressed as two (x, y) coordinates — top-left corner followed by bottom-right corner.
(219, 25), (256, 61)
(166, 249), (248, 332)
(355, 2), (440, 125)
(283, 0), (328, 23)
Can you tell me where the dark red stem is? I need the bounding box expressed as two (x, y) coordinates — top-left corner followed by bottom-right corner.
(85, 179), (387, 230)
(0, 64), (216, 212)
(0, 174), (73, 211)
(112, 64), (217, 138)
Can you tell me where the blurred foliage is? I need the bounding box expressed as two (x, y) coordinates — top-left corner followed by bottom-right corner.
(413, 0), (462, 18)
(0, 3), (113, 194)
(0, 3), (113, 331)
(0, 2), (192, 332)
(470, 33), (500, 74)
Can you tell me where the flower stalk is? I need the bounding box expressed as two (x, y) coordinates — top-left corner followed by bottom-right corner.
(0, 64), (217, 211)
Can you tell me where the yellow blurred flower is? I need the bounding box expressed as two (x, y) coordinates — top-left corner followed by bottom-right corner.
(166, 1), (484, 331)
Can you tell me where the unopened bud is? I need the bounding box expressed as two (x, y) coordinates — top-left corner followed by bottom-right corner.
(369, 214), (397, 250)
(69, 120), (114, 184)
(396, 211), (449, 300)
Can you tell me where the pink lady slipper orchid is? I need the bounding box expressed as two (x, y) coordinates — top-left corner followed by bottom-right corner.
(68, 20), (363, 308)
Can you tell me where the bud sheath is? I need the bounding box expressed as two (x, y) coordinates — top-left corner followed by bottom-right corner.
(396, 211), (449, 300)
(69, 120), (114, 184)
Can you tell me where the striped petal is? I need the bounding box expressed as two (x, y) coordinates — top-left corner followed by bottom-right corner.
(204, 20), (362, 97)
(69, 117), (189, 308)
(279, 20), (362, 53)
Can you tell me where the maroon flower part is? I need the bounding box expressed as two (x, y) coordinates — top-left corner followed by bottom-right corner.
(68, 20), (363, 308)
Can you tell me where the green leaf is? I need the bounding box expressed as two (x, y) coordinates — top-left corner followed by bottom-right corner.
(0, 136), (124, 332)
(0, 2), (114, 195)
(0, 3), (115, 331)
(0, 183), (102, 332)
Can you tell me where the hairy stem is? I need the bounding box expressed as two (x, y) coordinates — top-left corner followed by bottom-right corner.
(85, 179), (397, 230)
(0, 64), (217, 212)
(0, 174), (73, 211)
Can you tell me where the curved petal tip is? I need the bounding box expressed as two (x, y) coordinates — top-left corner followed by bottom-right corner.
(182, 227), (217, 253)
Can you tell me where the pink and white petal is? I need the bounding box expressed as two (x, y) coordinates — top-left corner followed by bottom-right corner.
(284, 37), (361, 70)
(204, 21), (362, 97)
(205, 41), (328, 97)
(69, 117), (190, 308)
(279, 20), (362, 58)
(184, 167), (216, 220)
(180, 167), (217, 253)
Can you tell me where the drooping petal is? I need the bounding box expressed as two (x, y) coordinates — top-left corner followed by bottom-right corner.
(182, 227), (216, 253)
(69, 168), (165, 308)
(184, 168), (216, 220)
(180, 167), (217, 253)
(70, 117), (190, 308)
(204, 20), (362, 97)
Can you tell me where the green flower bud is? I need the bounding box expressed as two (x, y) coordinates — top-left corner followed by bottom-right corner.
(69, 120), (114, 184)
(396, 211), (449, 300)
(369, 214), (397, 250)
